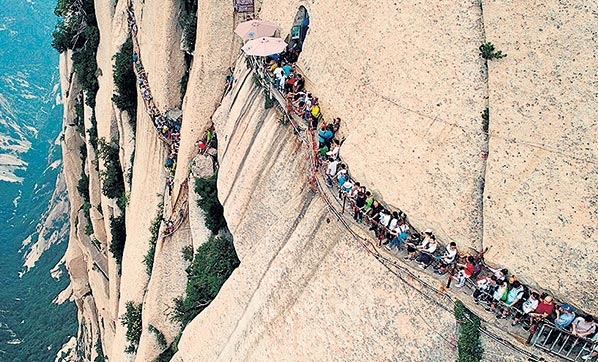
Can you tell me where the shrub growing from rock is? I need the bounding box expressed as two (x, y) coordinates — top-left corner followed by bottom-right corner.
(112, 37), (137, 129)
(180, 0), (198, 53)
(172, 236), (239, 327)
(454, 300), (484, 362)
(143, 201), (164, 276)
(109, 214), (126, 268)
(52, 0), (100, 107)
(479, 42), (506, 60)
(97, 139), (125, 201)
(194, 174), (227, 234)
(121, 301), (142, 354)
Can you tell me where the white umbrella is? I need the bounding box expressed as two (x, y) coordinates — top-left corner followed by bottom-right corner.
(241, 37), (287, 57)
(234, 20), (278, 41)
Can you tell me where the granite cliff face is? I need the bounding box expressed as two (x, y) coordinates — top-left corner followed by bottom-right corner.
(58, 0), (597, 361)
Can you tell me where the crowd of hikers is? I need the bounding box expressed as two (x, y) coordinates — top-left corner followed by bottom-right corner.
(259, 49), (597, 360)
(126, 6), (184, 191)
(123, 4), (598, 356)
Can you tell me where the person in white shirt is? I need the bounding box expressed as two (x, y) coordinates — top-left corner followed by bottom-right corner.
(326, 139), (340, 160)
(433, 242), (457, 274)
(415, 235), (437, 269)
(511, 291), (540, 325)
(572, 315), (596, 338)
(273, 66), (284, 88)
(325, 158), (339, 187)
(278, 73), (287, 91)
(378, 210), (391, 229)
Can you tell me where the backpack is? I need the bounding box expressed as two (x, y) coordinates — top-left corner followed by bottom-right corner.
(398, 231), (408, 242)
(520, 284), (530, 301)
(500, 286), (509, 302)
(472, 262), (482, 278)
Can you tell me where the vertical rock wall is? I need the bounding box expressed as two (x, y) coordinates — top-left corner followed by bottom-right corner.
(482, 0), (598, 311)
(260, 0), (489, 249)
(173, 67), (460, 362)
(172, 0), (237, 197)
(59, 0), (598, 359)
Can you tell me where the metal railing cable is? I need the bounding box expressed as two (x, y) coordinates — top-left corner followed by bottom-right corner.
(245, 56), (558, 361)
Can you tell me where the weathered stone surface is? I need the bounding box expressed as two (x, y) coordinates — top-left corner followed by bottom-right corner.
(260, 0), (489, 250)
(482, 0), (598, 311)
(190, 154), (214, 180)
(135, 221), (192, 361)
(59, 0), (598, 359)
(172, 0), (237, 198)
(172, 67), (525, 362)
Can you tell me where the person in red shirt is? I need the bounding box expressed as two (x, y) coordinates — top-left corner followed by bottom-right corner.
(525, 295), (555, 332)
(453, 256), (476, 287)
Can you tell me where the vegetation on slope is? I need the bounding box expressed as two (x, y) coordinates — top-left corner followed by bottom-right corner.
(172, 236), (240, 327)
(97, 138), (125, 202)
(180, 0), (198, 54)
(77, 142), (94, 235)
(112, 36), (138, 130)
(93, 337), (106, 362)
(194, 174), (227, 234)
(121, 301), (143, 354)
(479, 42), (507, 60)
(454, 300), (484, 362)
(52, 0), (100, 111)
(109, 214), (126, 269)
(143, 200), (164, 276)
(179, 0), (198, 100)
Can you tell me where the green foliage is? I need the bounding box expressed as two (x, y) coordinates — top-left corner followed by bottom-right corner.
(126, 150), (135, 187)
(172, 236), (239, 327)
(479, 42), (507, 60)
(148, 324), (168, 349)
(88, 111), (99, 152)
(112, 37), (137, 128)
(73, 95), (85, 135)
(77, 171), (90, 203)
(72, 25), (100, 107)
(52, 0), (100, 106)
(54, 0), (70, 17)
(194, 174), (227, 234)
(109, 214), (126, 268)
(155, 334), (181, 362)
(181, 245), (193, 262)
(264, 92), (274, 109)
(52, 0), (98, 51)
(117, 193), (129, 210)
(97, 138), (125, 200)
(180, 0), (198, 53)
(454, 300), (484, 362)
(78, 168), (94, 235)
(481, 108), (489, 134)
(121, 301), (143, 354)
(143, 201), (164, 276)
(81, 202), (94, 235)
(93, 337), (106, 362)
(51, 18), (77, 53)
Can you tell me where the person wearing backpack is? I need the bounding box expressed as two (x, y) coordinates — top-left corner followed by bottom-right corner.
(486, 280), (508, 312)
(511, 291), (540, 326)
(496, 281), (525, 319)
(473, 275), (497, 304)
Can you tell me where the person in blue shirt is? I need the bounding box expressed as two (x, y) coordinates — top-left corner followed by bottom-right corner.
(282, 64), (293, 77)
(318, 126), (333, 147)
(554, 304), (576, 329)
(496, 281), (525, 319)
